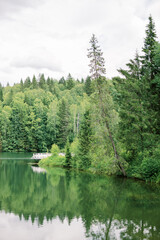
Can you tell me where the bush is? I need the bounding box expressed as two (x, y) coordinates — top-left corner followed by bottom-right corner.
(51, 144), (60, 156)
(39, 155), (65, 167)
(141, 157), (160, 180)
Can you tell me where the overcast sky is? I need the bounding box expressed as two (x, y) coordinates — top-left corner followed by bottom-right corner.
(0, 0), (160, 85)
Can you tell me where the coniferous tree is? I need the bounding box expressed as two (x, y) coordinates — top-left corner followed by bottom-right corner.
(0, 131), (2, 152)
(39, 74), (46, 89)
(141, 16), (159, 145)
(7, 89), (13, 106)
(78, 110), (92, 169)
(88, 34), (126, 176)
(20, 79), (24, 92)
(0, 86), (3, 102)
(141, 15), (158, 80)
(84, 76), (92, 96)
(32, 75), (38, 89)
(87, 34), (106, 80)
(57, 98), (70, 148)
(66, 74), (75, 90)
(59, 77), (66, 86)
(65, 141), (72, 168)
(24, 77), (31, 89)
(113, 53), (145, 161)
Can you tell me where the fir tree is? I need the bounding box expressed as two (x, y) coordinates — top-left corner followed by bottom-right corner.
(39, 74), (46, 89)
(0, 131), (2, 152)
(141, 15), (158, 80)
(59, 77), (66, 86)
(57, 98), (70, 148)
(66, 74), (75, 90)
(78, 110), (92, 169)
(65, 141), (72, 168)
(0, 86), (3, 102)
(87, 34), (106, 80)
(32, 75), (38, 89)
(88, 34), (126, 176)
(20, 79), (24, 92)
(84, 76), (92, 96)
(114, 53), (145, 161)
(24, 77), (31, 89)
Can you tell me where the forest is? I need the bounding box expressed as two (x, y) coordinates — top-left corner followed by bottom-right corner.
(0, 16), (160, 182)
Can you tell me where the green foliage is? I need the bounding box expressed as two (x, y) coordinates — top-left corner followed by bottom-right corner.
(0, 16), (159, 182)
(78, 110), (92, 169)
(1, 158), (160, 239)
(84, 76), (93, 96)
(65, 141), (72, 168)
(70, 137), (79, 154)
(57, 98), (71, 148)
(39, 155), (65, 167)
(51, 144), (60, 156)
(87, 34), (106, 79)
(141, 158), (160, 180)
(112, 16), (160, 181)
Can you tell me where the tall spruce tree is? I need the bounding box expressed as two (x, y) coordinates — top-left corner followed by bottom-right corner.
(113, 53), (145, 161)
(141, 16), (159, 145)
(141, 15), (158, 81)
(87, 34), (106, 80)
(84, 76), (92, 96)
(57, 98), (70, 148)
(88, 34), (126, 176)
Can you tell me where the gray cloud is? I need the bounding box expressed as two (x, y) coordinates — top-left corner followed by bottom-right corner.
(11, 55), (63, 73)
(0, 0), (44, 18)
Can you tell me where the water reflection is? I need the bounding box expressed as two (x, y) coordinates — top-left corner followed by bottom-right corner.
(0, 157), (160, 239)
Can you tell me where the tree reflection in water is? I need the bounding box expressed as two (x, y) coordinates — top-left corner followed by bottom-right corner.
(0, 159), (160, 239)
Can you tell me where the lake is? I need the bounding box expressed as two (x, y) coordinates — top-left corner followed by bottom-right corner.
(0, 153), (160, 240)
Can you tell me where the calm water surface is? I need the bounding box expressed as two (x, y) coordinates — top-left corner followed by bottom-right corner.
(0, 153), (160, 240)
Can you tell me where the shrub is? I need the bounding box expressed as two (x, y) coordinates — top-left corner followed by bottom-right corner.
(51, 144), (60, 156)
(141, 157), (160, 180)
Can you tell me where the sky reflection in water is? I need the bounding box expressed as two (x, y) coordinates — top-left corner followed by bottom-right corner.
(0, 153), (160, 240)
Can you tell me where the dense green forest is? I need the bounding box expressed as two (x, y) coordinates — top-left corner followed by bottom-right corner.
(0, 16), (160, 181)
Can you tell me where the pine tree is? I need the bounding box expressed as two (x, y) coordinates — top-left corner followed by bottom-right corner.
(32, 75), (38, 89)
(0, 131), (2, 152)
(39, 74), (46, 89)
(113, 53), (145, 161)
(84, 76), (92, 96)
(78, 110), (92, 169)
(141, 16), (159, 142)
(59, 77), (66, 86)
(24, 77), (31, 89)
(88, 34), (126, 176)
(65, 141), (72, 168)
(66, 74), (75, 90)
(141, 15), (158, 80)
(87, 34), (106, 80)
(20, 79), (24, 92)
(0, 86), (3, 102)
(57, 98), (70, 148)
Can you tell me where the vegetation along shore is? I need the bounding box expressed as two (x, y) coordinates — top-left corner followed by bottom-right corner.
(0, 16), (160, 183)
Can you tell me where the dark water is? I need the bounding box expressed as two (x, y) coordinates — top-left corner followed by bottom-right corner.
(0, 153), (160, 240)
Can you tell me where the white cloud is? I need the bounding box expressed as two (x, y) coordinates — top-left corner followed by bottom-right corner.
(0, 0), (160, 85)
(0, 212), (86, 240)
